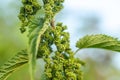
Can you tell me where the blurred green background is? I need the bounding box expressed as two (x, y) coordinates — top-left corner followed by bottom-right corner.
(0, 0), (120, 80)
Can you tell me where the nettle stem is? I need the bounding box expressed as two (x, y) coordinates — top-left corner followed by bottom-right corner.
(50, 19), (55, 29)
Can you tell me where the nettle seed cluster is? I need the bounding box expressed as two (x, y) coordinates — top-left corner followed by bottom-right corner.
(43, 0), (64, 19)
(18, 0), (64, 33)
(18, 0), (83, 80)
(18, 0), (41, 33)
(38, 23), (83, 80)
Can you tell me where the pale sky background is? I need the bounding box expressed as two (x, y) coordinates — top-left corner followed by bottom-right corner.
(1, 0), (120, 71)
(64, 0), (120, 36)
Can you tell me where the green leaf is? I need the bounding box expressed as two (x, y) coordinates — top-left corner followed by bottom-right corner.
(76, 34), (120, 52)
(28, 19), (49, 80)
(0, 50), (28, 80)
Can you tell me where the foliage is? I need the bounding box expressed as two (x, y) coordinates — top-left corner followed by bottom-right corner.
(0, 0), (120, 80)
(0, 50), (28, 80)
(76, 34), (120, 52)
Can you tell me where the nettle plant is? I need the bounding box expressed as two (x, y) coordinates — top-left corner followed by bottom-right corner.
(0, 0), (120, 80)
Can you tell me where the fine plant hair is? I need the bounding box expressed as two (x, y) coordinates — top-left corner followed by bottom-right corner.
(0, 0), (120, 80)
